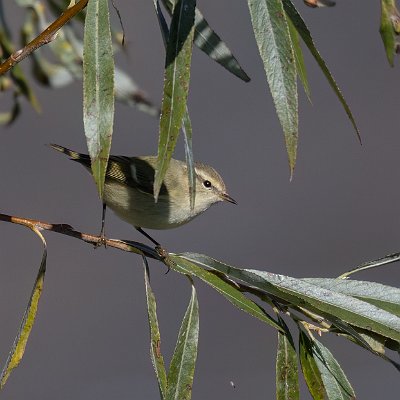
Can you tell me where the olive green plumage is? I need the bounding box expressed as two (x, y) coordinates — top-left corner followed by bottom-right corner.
(50, 144), (236, 231)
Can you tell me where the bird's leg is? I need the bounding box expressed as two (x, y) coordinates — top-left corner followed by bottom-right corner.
(135, 226), (160, 246)
(135, 227), (171, 274)
(97, 202), (107, 247)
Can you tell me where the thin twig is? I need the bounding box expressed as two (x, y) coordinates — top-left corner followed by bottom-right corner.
(0, 212), (160, 261)
(338, 251), (400, 279)
(0, 0), (89, 76)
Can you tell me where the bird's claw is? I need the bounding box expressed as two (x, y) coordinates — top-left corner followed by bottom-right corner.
(155, 245), (171, 274)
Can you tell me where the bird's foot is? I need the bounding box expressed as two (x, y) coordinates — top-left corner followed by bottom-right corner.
(94, 229), (107, 248)
(156, 245), (172, 274)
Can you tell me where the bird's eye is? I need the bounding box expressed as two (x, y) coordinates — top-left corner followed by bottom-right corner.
(203, 180), (212, 188)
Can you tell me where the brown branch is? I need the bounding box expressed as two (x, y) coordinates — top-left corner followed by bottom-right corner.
(0, 0), (89, 76)
(0, 212), (161, 261)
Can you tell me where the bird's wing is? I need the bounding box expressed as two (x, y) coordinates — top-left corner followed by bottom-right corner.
(106, 156), (168, 196)
(50, 144), (168, 197)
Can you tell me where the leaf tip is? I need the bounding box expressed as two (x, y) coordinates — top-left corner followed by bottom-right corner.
(242, 72), (251, 83)
(285, 135), (298, 180)
(153, 180), (160, 204)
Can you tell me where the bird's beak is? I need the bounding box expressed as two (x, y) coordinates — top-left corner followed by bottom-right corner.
(221, 192), (237, 204)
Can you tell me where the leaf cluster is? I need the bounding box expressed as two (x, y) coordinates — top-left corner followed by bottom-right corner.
(1, 212), (400, 399)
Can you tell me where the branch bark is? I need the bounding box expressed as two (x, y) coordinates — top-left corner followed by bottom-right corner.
(0, 0), (89, 76)
(0, 212), (160, 261)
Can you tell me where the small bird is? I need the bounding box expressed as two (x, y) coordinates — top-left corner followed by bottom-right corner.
(50, 144), (236, 245)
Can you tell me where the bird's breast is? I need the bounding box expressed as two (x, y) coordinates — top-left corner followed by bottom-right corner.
(103, 181), (197, 230)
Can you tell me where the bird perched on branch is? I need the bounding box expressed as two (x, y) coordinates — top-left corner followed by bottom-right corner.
(50, 144), (236, 245)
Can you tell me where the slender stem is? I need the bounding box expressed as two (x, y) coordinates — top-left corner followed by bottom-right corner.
(338, 251), (400, 279)
(0, 0), (89, 76)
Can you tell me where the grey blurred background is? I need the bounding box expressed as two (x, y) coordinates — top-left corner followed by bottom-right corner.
(1, 0), (400, 398)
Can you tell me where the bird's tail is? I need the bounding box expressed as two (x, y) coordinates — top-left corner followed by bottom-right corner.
(49, 144), (91, 167)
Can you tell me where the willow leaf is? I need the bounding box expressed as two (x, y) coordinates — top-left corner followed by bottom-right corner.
(182, 111), (196, 210)
(380, 0), (398, 66)
(152, 0), (196, 208)
(83, 0), (115, 199)
(166, 281), (199, 400)
(179, 253), (400, 342)
(162, 0), (250, 82)
(193, 9), (250, 82)
(287, 15), (310, 101)
(154, 0), (196, 201)
(299, 330), (325, 400)
(304, 278), (400, 318)
(143, 258), (167, 399)
(310, 334), (355, 399)
(247, 0), (298, 175)
(276, 316), (299, 400)
(0, 228), (47, 389)
(283, 0), (360, 142)
(171, 255), (283, 332)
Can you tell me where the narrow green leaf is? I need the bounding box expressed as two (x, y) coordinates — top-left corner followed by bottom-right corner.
(83, 0), (115, 199)
(327, 322), (400, 371)
(338, 251), (400, 279)
(143, 258), (167, 399)
(154, 0), (196, 201)
(193, 9), (250, 82)
(384, 336), (400, 353)
(162, 0), (250, 82)
(286, 15), (310, 101)
(299, 330), (324, 400)
(310, 333), (356, 399)
(304, 301), (400, 371)
(326, 316), (375, 353)
(380, 0), (398, 66)
(344, 328), (386, 354)
(153, 0), (170, 46)
(171, 255), (283, 332)
(182, 111), (196, 210)
(247, 0), (298, 175)
(340, 328), (400, 371)
(152, 0), (196, 208)
(179, 253), (400, 342)
(0, 228), (47, 389)
(166, 280), (199, 400)
(304, 278), (400, 318)
(276, 317), (299, 400)
(323, 315), (400, 373)
(334, 324), (393, 354)
(283, 0), (360, 142)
